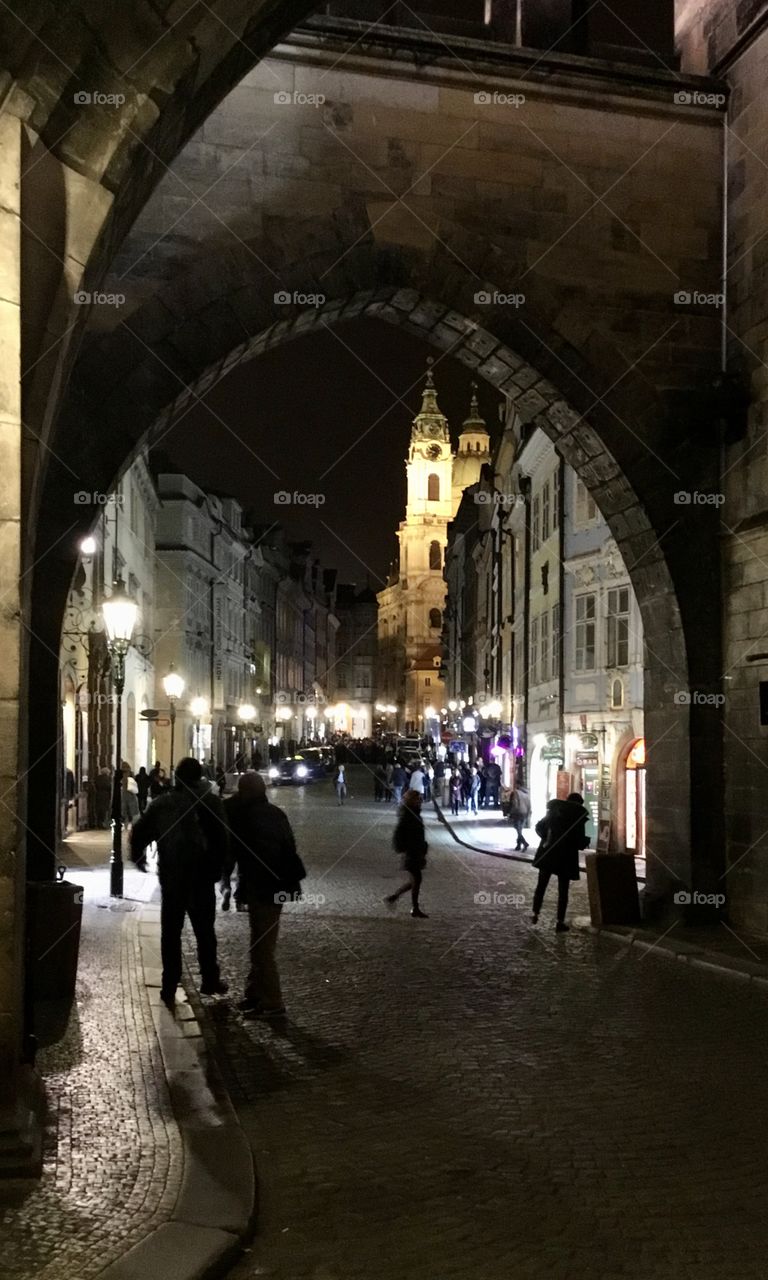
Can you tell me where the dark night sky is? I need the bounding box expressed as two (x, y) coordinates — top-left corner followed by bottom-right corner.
(158, 318), (500, 585)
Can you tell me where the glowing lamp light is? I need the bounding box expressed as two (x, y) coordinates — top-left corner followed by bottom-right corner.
(276, 706), (292, 722)
(269, 766), (280, 778)
(306, 706), (318, 720)
(295, 764), (308, 779)
(80, 535), (97, 557)
(424, 705), (437, 719)
(448, 700), (457, 711)
(190, 696), (209, 718)
(462, 716), (476, 733)
(163, 667), (185, 702)
(238, 703), (257, 722)
(102, 583), (138, 647)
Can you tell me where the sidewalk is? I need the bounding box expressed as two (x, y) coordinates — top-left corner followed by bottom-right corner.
(0, 834), (253, 1280)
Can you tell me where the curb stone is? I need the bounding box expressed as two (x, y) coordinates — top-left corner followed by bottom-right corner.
(98, 905), (255, 1280)
(581, 920), (768, 988)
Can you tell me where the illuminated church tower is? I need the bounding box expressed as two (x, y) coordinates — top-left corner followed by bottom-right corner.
(377, 362), (490, 733)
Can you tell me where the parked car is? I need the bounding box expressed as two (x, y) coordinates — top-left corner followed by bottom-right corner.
(268, 748), (331, 785)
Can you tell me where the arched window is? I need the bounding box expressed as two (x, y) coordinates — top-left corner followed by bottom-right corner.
(427, 473), (440, 502)
(429, 608), (442, 630)
(429, 540), (441, 570)
(611, 678), (624, 709)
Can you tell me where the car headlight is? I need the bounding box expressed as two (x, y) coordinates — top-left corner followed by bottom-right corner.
(295, 764), (308, 778)
(268, 767), (279, 778)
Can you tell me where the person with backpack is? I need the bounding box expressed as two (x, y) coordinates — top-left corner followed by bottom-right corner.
(225, 772), (305, 1017)
(130, 756), (229, 1009)
(384, 789), (429, 918)
(531, 791), (590, 932)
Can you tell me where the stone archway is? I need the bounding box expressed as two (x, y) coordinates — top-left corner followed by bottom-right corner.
(28, 252), (724, 904)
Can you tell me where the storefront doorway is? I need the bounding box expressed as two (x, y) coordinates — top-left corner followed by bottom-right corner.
(624, 737), (646, 863)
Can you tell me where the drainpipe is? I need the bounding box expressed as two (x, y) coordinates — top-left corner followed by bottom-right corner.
(520, 474), (532, 784)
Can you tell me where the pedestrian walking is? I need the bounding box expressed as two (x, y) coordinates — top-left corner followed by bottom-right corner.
(508, 785), (531, 850)
(121, 763), (140, 829)
(225, 772), (305, 1018)
(384, 761), (394, 803)
(476, 762), (487, 809)
(484, 760), (501, 809)
(409, 762), (426, 796)
(449, 769), (463, 816)
(384, 789), (429, 918)
(467, 766), (481, 815)
(130, 757), (230, 1009)
(334, 762), (347, 805)
(531, 792), (590, 932)
(136, 765), (150, 813)
(391, 761), (407, 806)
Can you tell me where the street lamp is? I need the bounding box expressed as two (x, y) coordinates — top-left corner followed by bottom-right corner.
(190, 695), (209, 761)
(163, 665), (185, 777)
(80, 535), (97, 557)
(102, 579), (138, 898)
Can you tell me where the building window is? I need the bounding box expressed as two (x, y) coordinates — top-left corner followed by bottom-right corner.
(575, 478), (598, 527)
(530, 615), (539, 685)
(551, 604), (560, 680)
(552, 467), (560, 531)
(427, 473), (440, 502)
(540, 610), (549, 682)
(607, 586), (630, 668)
(531, 494), (540, 552)
(425, 676), (431, 686)
(541, 481), (550, 542)
(429, 540), (441, 570)
(429, 608), (442, 629)
(611, 677), (624, 709)
(575, 593), (596, 672)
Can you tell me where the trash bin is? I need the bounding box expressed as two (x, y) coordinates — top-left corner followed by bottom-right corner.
(26, 879), (84, 1003)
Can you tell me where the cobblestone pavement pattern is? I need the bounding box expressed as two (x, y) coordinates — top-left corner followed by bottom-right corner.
(1, 893), (182, 1279)
(185, 769), (768, 1280)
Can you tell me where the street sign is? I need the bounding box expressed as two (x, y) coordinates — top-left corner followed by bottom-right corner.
(140, 709), (159, 721)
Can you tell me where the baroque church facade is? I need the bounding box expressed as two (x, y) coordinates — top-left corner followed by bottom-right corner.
(377, 361), (490, 733)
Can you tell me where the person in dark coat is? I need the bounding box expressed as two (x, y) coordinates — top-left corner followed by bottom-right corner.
(531, 792), (589, 932)
(384, 789), (429, 918)
(508, 785), (532, 850)
(130, 757), (229, 1009)
(135, 765), (150, 813)
(225, 772), (305, 1016)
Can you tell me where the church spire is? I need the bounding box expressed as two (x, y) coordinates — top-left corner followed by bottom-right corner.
(462, 381), (486, 432)
(411, 357), (449, 444)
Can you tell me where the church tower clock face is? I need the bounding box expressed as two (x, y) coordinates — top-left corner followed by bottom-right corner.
(426, 443), (442, 459)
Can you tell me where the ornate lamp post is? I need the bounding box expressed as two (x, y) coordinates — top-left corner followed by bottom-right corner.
(102, 579), (138, 899)
(163, 665), (185, 778)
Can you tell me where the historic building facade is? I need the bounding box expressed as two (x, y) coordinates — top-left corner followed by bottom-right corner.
(333, 585), (378, 740)
(377, 365), (489, 732)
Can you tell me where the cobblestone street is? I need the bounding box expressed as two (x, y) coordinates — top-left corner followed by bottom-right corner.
(179, 771), (768, 1280)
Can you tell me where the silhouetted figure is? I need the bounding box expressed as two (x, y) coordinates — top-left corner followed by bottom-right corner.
(225, 772), (305, 1017)
(508, 785), (531, 850)
(136, 766), (150, 813)
(131, 757), (229, 1009)
(385, 790), (429, 918)
(531, 792), (590, 932)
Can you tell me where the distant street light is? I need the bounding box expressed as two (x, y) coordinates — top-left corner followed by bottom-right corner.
(102, 579), (138, 898)
(80, 535), (97, 557)
(162, 665), (185, 776)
